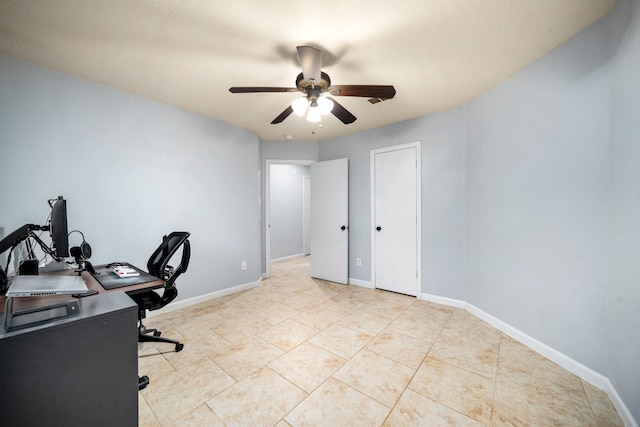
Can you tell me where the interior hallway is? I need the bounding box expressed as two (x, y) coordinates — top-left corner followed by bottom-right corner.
(137, 257), (623, 426)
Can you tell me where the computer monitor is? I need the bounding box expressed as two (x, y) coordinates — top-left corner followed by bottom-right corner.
(49, 196), (69, 258)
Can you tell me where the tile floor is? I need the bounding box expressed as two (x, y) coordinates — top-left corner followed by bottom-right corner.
(138, 257), (623, 426)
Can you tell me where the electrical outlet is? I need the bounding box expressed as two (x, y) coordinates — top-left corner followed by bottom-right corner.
(356, 258), (362, 267)
(241, 261), (247, 271)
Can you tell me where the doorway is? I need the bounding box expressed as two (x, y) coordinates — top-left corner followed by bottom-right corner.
(265, 160), (314, 278)
(371, 142), (421, 296)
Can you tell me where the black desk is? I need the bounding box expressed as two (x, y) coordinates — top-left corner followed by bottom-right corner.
(0, 265), (164, 427)
(0, 292), (138, 426)
(0, 265), (164, 315)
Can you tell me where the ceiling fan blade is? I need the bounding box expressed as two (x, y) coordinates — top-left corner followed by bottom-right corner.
(296, 46), (322, 83)
(327, 97), (356, 124)
(328, 85), (396, 99)
(271, 106), (294, 124)
(229, 87), (298, 93)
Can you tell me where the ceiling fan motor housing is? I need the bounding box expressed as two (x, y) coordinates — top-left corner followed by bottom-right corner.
(296, 72), (332, 101)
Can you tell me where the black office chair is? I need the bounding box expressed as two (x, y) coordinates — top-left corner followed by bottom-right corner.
(131, 231), (191, 352)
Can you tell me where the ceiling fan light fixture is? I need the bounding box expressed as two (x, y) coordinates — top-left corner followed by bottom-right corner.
(307, 105), (321, 122)
(230, 46), (395, 126)
(291, 97), (308, 116)
(317, 96), (334, 115)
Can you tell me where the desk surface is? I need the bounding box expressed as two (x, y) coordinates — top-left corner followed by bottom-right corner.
(0, 264), (163, 315)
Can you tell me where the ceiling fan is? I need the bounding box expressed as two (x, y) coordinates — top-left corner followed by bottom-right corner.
(229, 46), (396, 125)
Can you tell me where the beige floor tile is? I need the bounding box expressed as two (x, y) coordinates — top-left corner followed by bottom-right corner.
(385, 308), (450, 342)
(238, 288), (291, 306)
(440, 309), (502, 346)
(338, 305), (395, 336)
(498, 335), (583, 392)
(208, 367), (306, 427)
(493, 366), (597, 426)
(149, 308), (186, 327)
(137, 257), (624, 426)
(366, 330), (432, 369)
(250, 301), (302, 325)
(309, 323), (373, 359)
(372, 288), (416, 305)
(408, 357), (494, 424)
(257, 318), (317, 351)
(300, 286), (340, 302)
(209, 311), (272, 343)
(582, 380), (625, 427)
(333, 349), (415, 408)
(140, 358), (235, 425)
(363, 298), (412, 319)
(317, 280), (352, 294)
(314, 294), (364, 316)
(428, 333), (499, 379)
(211, 335), (284, 381)
(169, 311), (226, 339)
(405, 299), (455, 318)
(293, 304), (346, 330)
(138, 345), (178, 381)
(343, 287), (377, 299)
(285, 377), (390, 427)
(268, 341), (345, 393)
(172, 404), (226, 427)
(211, 298), (262, 319)
(281, 290), (327, 310)
(138, 394), (160, 427)
(384, 389), (484, 426)
(161, 329), (231, 370)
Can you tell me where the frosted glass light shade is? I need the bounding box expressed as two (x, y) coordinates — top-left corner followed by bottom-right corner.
(307, 106), (321, 122)
(291, 97), (308, 116)
(317, 96), (334, 115)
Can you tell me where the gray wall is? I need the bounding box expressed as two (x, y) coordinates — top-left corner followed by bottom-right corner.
(269, 164), (310, 260)
(609, 0), (640, 420)
(465, 7), (612, 375)
(316, 0), (639, 418)
(466, 0), (639, 417)
(0, 54), (263, 301)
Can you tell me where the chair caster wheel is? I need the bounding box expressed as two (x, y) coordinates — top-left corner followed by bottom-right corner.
(138, 375), (150, 390)
(153, 331), (161, 337)
(175, 343), (184, 352)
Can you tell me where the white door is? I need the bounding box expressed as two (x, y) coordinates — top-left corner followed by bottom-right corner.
(372, 143), (420, 296)
(303, 175), (311, 255)
(311, 158), (349, 284)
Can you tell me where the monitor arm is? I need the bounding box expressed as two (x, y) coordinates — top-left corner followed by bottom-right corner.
(0, 224), (50, 254)
(0, 224), (61, 294)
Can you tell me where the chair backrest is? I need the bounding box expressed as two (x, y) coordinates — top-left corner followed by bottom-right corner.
(147, 231), (191, 290)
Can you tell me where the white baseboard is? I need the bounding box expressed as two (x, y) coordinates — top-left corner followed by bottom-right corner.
(349, 278), (374, 289)
(422, 292), (638, 427)
(148, 277), (262, 317)
(419, 292), (466, 309)
(271, 253), (307, 263)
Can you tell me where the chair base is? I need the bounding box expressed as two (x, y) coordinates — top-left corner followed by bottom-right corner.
(138, 322), (184, 352)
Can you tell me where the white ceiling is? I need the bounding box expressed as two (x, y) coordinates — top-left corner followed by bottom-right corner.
(0, 0), (615, 142)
